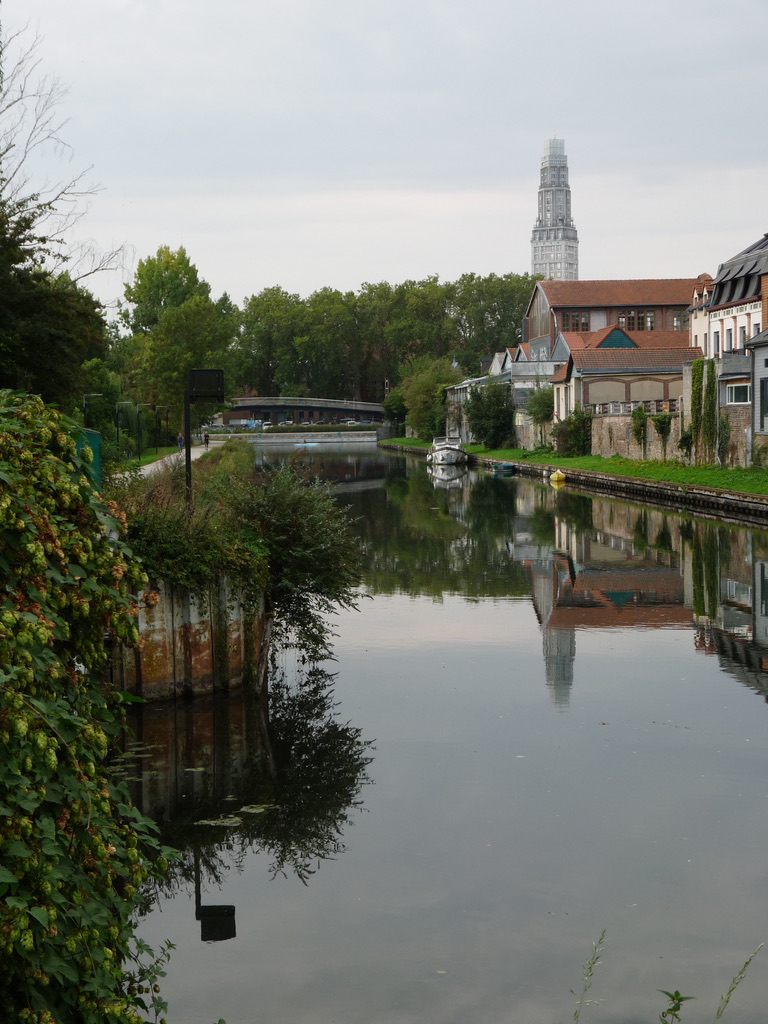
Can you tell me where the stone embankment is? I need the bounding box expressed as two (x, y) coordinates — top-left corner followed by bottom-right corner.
(378, 442), (768, 527)
(490, 458), (768, 528)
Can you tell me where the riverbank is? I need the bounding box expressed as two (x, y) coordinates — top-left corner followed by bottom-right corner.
(378, 439), (768, 527)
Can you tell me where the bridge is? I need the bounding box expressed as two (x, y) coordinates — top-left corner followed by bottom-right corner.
(222, 395), (386, 427)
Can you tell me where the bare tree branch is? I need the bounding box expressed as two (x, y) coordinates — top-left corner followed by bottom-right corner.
(0, 19), (125, 282)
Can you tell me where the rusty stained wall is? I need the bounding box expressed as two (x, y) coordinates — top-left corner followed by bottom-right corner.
(117, 579), (270, 701)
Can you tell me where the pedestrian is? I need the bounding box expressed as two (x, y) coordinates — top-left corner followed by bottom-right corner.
(204, 431), (210, 451)
(177, 432), (184, 452)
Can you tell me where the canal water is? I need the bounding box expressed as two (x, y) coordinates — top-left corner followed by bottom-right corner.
(134, 445), (768, 1024)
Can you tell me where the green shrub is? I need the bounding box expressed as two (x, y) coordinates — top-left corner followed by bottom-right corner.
(551, 405), (592, 456)
(0, 390), (172, 1023)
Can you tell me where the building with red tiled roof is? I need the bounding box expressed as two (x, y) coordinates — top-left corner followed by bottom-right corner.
(523, 277), (701, 359)
(553, 346), (702, 420)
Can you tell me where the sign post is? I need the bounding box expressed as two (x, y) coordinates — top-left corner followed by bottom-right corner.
(184, 369), (225, 508)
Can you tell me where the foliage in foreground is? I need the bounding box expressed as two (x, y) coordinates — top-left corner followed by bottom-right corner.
(570, 931), (763, 1024)
(109, 441), (363, 660)
(0, 391), (172, 1023)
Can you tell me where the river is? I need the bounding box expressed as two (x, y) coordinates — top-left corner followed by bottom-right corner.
(134, 444), (768, 1024)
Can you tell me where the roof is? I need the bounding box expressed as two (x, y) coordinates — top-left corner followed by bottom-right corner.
(570, 347), (703, 373)
(551, 363), (569, 382)
(537, 278), (700, 308)
(710, 233), (768, 308)
(745, 327), (768, 350)
(560, 328), (692, 351)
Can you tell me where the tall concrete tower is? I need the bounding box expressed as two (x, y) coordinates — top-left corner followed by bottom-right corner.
(530, 138), (579, 280)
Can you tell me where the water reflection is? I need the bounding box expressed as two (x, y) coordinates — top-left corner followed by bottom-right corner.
(136, 451), (768, 1022)
(127, 663), (373, 937)
(340, 458), (768, 708)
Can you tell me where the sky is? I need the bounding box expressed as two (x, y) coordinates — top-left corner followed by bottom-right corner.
(9, 0), (768, 315)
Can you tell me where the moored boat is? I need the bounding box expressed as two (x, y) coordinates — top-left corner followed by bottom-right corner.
(427, 436), (468, 466)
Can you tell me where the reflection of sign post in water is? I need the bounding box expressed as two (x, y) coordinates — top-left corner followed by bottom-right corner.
(194, 848), (236, 942)
(185, 369), (225, 508)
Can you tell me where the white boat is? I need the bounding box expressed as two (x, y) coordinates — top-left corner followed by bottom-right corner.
(427, 436), (468, 466)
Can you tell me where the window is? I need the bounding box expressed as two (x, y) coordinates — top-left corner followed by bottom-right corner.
(626, 310), (635, 330)
(637, 311), (645, 331)
(561, 312), (571, 331)
(647, 311), (655, 330)
(580, 313), (590, 331)
(725, 328), (733, 351)
(714, 330), (720, 354)
(755, 323), (762, 336)
(673, 311), (681, 330)
(726, 384), (751, 404)
(740, 326), (747, 346)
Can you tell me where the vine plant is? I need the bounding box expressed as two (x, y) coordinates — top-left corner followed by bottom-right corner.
(0, 391), (173, 1023)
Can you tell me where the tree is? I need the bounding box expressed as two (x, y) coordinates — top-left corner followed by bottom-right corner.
(551, 404), (592, 456)
(465, 380), (516, 448)
(448, 271), (539, 373)
(137, 292), (237, 411)
(0, 21), (121, 282)
(121, 245), (211, 334)
(399, 355), (463, 440)
(527, 385), (554, 445)
(0, 195), (108, 408)
(233, 286), (303, 396)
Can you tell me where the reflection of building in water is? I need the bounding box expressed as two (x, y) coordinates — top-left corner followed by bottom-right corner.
(519, 499), (689, 709)
(694, 551), (768, 701)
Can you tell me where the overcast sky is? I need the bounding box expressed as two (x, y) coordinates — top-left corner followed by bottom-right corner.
(11, 0), (768, 314)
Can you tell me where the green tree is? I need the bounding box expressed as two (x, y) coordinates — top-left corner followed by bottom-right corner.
(228, 464), (362, 659)
(121, 244), (210, 334)
(140, 293), (237, 412)
(234, 286), (304, 396)
(448, 271), (539, 372)
(526, 384), (554, 445)
(551, 404), (592, 456)
(652, 411), (674, 461)
(399, 355), (463, 440)
(465, 379), (516, 448)
(294, 287), (360, 398)
(0, 194), (108, 409)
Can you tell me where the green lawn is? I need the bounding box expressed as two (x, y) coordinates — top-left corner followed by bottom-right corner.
(381, 438), (768, 497)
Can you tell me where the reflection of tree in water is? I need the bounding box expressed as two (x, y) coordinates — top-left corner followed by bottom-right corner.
(345, 464), (529, 600)
(147, 663), (373, 895)
(260, 663), (374, 882)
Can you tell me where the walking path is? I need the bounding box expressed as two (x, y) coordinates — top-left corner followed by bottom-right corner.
(137, 441), (214, 477)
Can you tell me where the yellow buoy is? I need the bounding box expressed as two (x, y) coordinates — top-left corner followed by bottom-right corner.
(550, 470), (566, 484)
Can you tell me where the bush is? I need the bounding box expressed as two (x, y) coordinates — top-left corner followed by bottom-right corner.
(551, 405), (592, 456)
(0, 390), (172, 1023)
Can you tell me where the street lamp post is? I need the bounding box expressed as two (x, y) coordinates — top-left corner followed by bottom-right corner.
(137, 404), (155, 462)
(82, 393), (103, 430)
(115, 401), (134, 460)
(155, 406), (170, 454)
